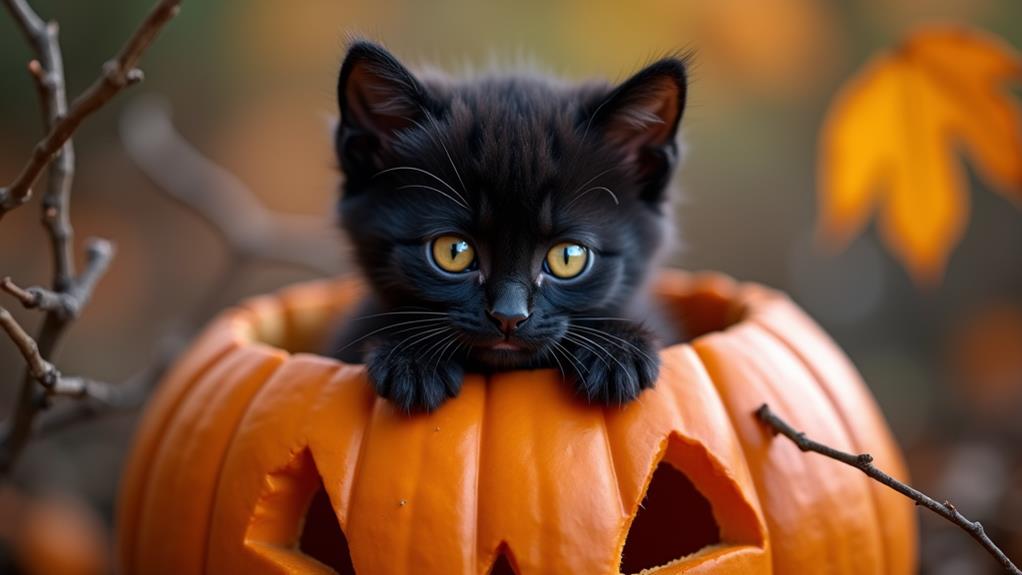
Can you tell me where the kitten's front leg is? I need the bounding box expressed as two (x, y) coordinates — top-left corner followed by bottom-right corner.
(562, 320), (660, 404)
(365, 337), (464, 413)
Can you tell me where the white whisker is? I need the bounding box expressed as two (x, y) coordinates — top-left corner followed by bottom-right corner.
(350, 310), (447, 321)
(397, 184), (470, 210)
(374, 165), (470, 208)
(569, 167), (615, 197)
(566, 329), (636, 389)
(551, 339), (587, 374)
(420, 331), (456, 364)
(429, 335), (462, 376)
(545, 345), (567, 380)
(571, 316), (634, 322)
(336, 317), (446, 353)
(565, 186), (619, 209)
(572, 324), (658, 365)
(561, 332), (612, 371)
(424, 113), (469, 195)
(383, 326), (451, 365)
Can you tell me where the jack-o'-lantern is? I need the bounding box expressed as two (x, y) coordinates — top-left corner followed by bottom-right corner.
(116, 270), (917, 574)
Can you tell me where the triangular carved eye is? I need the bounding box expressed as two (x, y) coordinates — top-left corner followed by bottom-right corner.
(299, 484), (356, 575)
(245, 448), (357, 573)
(619, 461), (721, 574)
(487, 547), (518, 575)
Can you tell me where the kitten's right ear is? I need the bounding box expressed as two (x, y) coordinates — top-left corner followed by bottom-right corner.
(336, 41), (433, 174)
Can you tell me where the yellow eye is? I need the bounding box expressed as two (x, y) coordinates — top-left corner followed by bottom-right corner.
(431, 235), (476, 273)
(545, 242), (589, 279)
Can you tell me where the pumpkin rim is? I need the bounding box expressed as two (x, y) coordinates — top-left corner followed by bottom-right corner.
(232, 270), (766, 364)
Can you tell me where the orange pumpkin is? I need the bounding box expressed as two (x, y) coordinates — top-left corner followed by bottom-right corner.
(116, 270), (917, 574)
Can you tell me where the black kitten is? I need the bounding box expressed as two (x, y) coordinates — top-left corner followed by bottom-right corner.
(333, 41), (687, 412)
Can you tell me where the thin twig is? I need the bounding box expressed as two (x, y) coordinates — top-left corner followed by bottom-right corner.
(33, 346), (177, 439)
(0, 0), (182, 217)
(0, 308), (52, 385)
(1, 239), (113, 321)
(755, 403), (1021, 575)
(0, 307), (119, 404)
(0, 240), (116, 473)
(2, 0), (76, 286)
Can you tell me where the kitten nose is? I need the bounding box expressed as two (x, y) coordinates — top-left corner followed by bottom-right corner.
(487, 308), (530, 335)
(487, 283), (531, 335)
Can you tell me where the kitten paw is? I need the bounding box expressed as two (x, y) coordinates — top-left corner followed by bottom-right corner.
(566, 327), (659, 405)
(366, 341), (464, 412)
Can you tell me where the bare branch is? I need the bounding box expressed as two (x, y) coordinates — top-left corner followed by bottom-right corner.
(755, 403), (1021, 575)
(3, 0), (76, 285)
(0, 239), (116, 473)
(0, 0), (180, 475)
(0, 307), (118, 404)
(1, 239), (114, 321)
(33, 345), (179, 440)
(0, 278), (43, 309)
(120, 97), (343, 276)
(0, 307), (53, 385)
(0, 0), (182, 218)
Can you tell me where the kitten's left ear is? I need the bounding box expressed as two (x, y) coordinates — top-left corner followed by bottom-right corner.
(592, 57), (688, 197)
(336, 41), (437, 176)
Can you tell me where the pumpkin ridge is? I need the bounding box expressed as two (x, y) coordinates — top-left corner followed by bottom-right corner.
(738, 327), (881, 568)
(713, 333), (844, 555)
(686, 344), (747, 465)
(135, 345), (286, 573)
(198, 349), (288, 574)
(696, 325), (892, 572)
(687, 339), (804, 565)
(117, 335), (237, 572)
(405, 408), (442, 574)
(599, 408), (627, 517)
(752, 320), (891, 571)
(340, 389), (381, 563)
(472, 374), (489, 575)
(307, 365), (376, 534)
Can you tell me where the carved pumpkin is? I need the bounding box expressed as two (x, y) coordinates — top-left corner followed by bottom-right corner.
(117, 270), (917, 574)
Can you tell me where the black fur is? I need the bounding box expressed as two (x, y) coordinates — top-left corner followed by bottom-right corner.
(333, 41), (688, 412)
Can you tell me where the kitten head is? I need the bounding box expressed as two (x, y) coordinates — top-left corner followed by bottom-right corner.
(336, 41), (687, 368)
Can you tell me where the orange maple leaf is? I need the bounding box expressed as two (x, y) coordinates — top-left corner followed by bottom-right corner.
(817, 25), (1022, 286)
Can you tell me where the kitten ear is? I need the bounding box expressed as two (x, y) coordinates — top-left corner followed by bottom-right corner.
(592, 57), (688, 195)
(336, 41), (433, 174)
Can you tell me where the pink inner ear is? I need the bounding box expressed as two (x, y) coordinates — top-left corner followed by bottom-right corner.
(345, 66), (419, 137)
(605, 77), (681, 156)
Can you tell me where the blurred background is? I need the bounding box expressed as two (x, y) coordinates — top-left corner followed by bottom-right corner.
(1, 0), (1021, 573)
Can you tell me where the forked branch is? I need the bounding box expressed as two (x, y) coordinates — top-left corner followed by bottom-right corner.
(0, 0), (182, 475)
(0, 307), (120, 405)
(0, 0), (182, 217)
(755, 403), (1021, 575)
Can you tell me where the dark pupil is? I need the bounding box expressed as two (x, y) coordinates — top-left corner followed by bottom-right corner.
(449, 240), (466, 261)
(562, 244), (583, 266)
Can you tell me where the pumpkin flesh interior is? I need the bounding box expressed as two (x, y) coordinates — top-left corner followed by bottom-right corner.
(618, 461), (720, 573)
